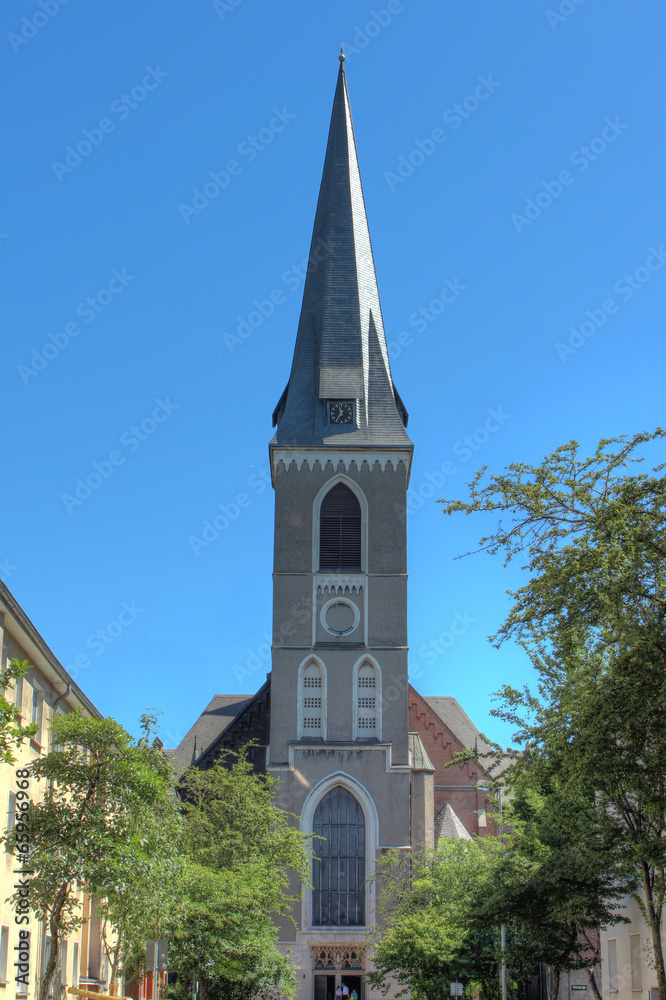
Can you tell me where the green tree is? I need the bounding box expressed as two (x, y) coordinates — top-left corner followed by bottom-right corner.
(481, 770), (624, 1000)
(0, 658), (38, 761)
(167, 753), (310, 1000)
(96, 784), (183, 988)
(7, 711), (175, 1000)
(369, 838), (505, 1000)
(440, 430), (666, 998)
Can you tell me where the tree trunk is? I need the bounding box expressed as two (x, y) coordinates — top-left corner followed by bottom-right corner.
(109, 927), (123, 986)
(642, 864), (666, 1000)
(550, 969), (560, 1000)
(585, 968), (602, 1000)
(39, 882), (69, 1000)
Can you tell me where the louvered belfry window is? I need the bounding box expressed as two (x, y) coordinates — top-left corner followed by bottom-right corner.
(312, 787), (365, 926)
(320, 484), (361, 570)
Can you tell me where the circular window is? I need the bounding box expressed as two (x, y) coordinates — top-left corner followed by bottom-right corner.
(321, 599), (360, 636)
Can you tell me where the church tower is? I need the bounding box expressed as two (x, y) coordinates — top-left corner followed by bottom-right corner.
(268, 54), (433, 1000)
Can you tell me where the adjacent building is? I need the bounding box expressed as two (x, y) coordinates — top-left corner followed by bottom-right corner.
(599, 900), (660, 1000)
(0, 580), (107, 1000)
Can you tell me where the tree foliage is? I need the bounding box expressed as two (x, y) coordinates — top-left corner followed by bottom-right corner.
(7, 711), (175, 1000)
(370, 839), (506, 1000)
(482, 772), (623, 999)
(166, 753), (310, 1000)
(440, 430), (666, 997)
(96, 783), (183, 986)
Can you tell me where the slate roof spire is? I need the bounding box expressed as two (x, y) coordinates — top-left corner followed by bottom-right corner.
(272, 56), (412, 448)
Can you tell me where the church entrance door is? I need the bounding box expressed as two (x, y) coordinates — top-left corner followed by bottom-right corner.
(314, 975), (336, 1000)
(341, 975), (362, 999)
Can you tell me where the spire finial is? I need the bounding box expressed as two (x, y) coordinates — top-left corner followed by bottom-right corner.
(339, 45), (345, 65)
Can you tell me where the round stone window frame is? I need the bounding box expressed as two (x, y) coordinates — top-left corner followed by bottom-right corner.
(320, 597), (361, 637)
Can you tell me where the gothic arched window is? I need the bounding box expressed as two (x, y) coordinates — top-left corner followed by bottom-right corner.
(355, 661), (379, 737)
(312, 787), (365, 926)
(319, 484), (361, 571)
(300, 660), (325, 737)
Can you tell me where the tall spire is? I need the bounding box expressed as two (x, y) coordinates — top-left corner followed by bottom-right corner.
(272, 57), (411, 448)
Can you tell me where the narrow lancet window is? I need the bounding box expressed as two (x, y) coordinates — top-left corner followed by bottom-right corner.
(355, 662), (378, 736)
(301, 661), (324, 736)
(320, 484), (361, 570)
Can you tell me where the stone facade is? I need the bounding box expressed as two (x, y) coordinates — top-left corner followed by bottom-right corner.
(167, 56), (500, 1000)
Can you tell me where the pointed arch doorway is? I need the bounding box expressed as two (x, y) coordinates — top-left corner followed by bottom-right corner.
(312, 946), (365, 1000)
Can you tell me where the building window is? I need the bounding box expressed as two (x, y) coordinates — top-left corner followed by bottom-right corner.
(355, 662), (380, 738)
(320, 484), (361, 571)
(0, 925), (9, 984)
(630, 934), (642, 991)
(14, 676), (23, 717)
(32, 685), (43, 745)
(7, 791), (16, 832)
(608, 938), (618, 991)
(60, 939), (68, 986)
(6, 791), (16, 854)
(72, 942), (79, 987)
(300, 661), (325, 737)
(43, 935), (52, 995)
(312, 786), (365, 927)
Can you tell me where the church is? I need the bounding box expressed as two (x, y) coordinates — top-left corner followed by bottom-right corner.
(168, 53), (496, 1000)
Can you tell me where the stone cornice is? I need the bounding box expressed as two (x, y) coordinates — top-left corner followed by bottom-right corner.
(270, 447), (413, 484)
(316, 575), (364, 595)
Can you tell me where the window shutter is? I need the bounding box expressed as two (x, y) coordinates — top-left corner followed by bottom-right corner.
(320, 485), (361, 570)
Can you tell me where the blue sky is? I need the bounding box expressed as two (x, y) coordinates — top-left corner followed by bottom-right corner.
(3, 0), (665, 750)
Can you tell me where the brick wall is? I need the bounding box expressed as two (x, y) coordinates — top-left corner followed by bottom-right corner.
(408, 687), (495, 839)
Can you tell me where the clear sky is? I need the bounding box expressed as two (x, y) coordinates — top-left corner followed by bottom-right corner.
(3, 0), (665, 750)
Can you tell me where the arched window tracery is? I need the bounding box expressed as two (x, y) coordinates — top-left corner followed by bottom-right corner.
(312, 786), (365, 926)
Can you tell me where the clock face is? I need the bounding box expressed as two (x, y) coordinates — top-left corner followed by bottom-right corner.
(330, 401), (354, 425)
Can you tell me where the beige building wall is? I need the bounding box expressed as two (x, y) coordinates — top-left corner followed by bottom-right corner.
(600, 895), (658, 1000)
(0, 582), (106, 1000)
